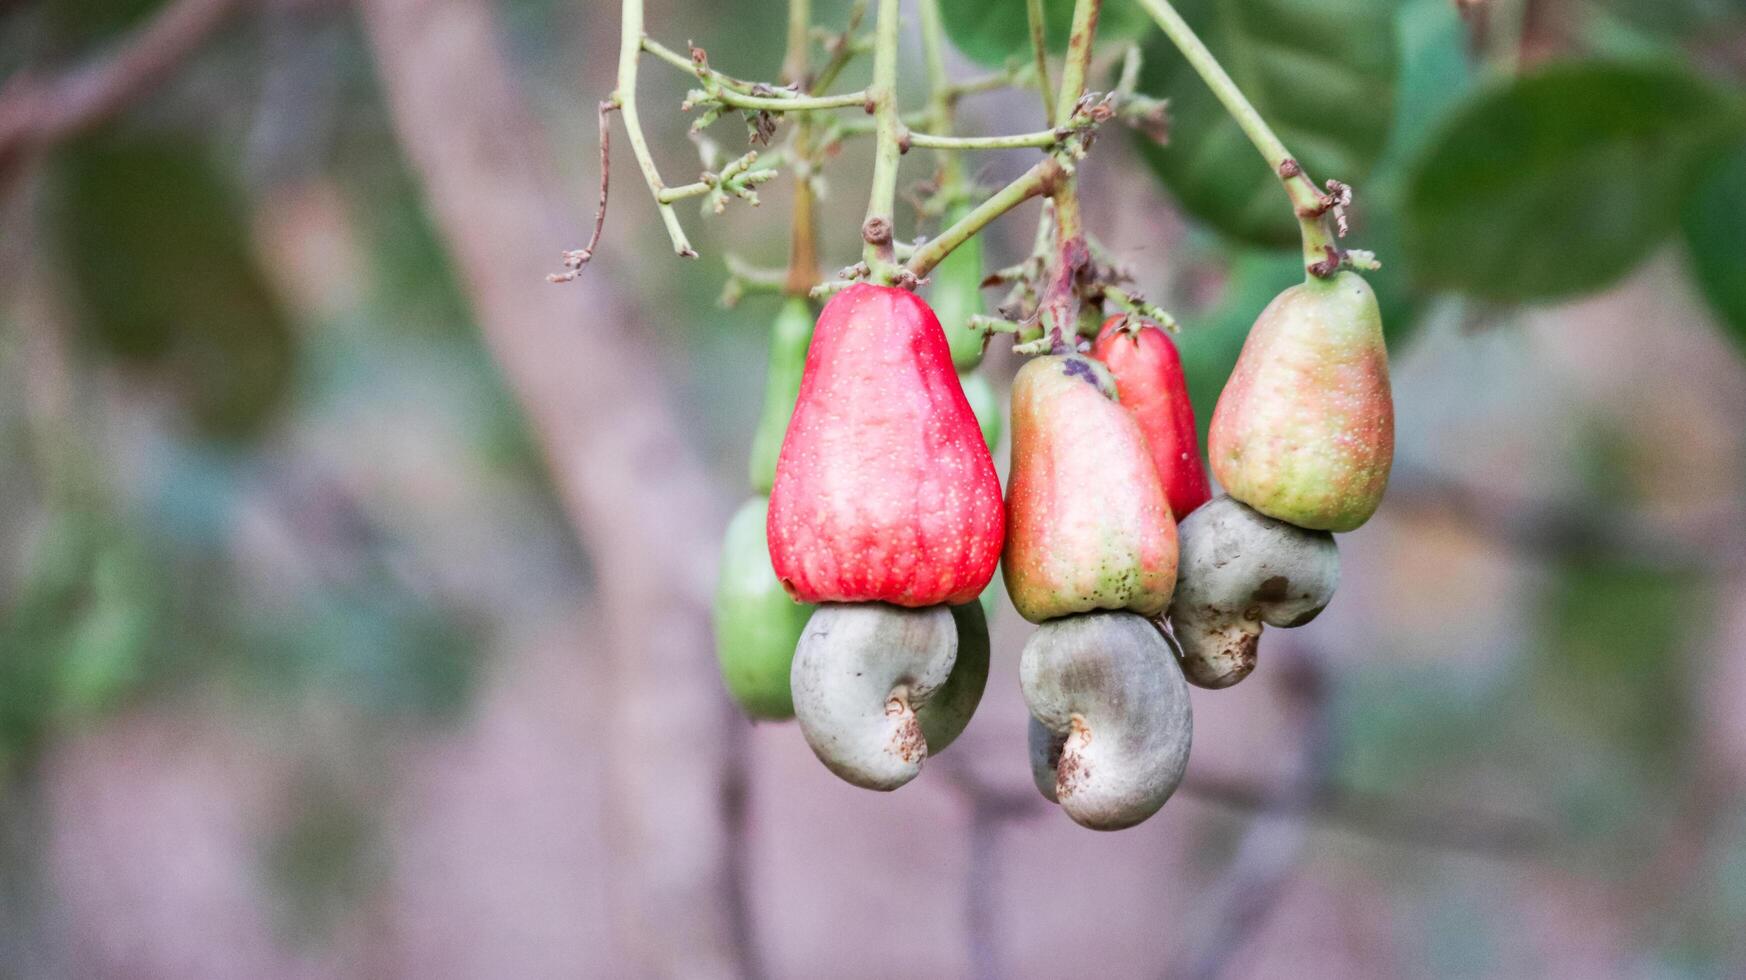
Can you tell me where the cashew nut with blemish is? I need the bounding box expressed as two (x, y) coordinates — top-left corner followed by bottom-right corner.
(1166, 494), (1340, 690)
(1020, 610), (1193, 831)
(791, 601), (983, 791)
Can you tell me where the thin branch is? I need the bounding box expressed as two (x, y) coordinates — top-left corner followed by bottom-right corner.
(548, 100), (617, 282)
(0, 0), (242, 177)
(1131, 0), (1342, 276)
(860, 0), (903, 279)
(905, 156), (1065, 280)
(613, 0), (696, 257)
(1180, 771), (1559, 858)
(1168, 644), (1334, 980)
(783, 0), (821, 295)
(357, 0), (743, 973)
(905, 126), (1073, 151)
(812, 0), (869, 95)
(641, 36), (764, 94)
(1026, 0), (1057, 126)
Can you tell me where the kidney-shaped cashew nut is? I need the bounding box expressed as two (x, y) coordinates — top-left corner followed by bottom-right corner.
(1020, 611), (1193, 831)
(1166, 495), (1340, 690)
(917, 601), (990, 756)
(792, 602), (959, 791)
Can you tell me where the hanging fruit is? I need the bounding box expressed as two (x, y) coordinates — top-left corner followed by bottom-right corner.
(1208, 271), (1394, 533)
(767, 284), (1004, 607)
(928, 201), (992, 373)
(959, 370), (1003, 452)
(1091, 315), (1211, 521)
(1023, 611), (1193, 831)
(713, 498), (815, 719)
(1003, 353), (1177, 623)
(1166, 495), (1339, 689)
(748, 296), (817, 495)
(790, 599), (990, 790)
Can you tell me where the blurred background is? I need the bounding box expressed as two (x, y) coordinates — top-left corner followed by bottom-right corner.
(1, 0), (1744, 976)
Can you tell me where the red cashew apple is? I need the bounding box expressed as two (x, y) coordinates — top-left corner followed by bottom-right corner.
(767, 284), (1005, 607)
(1003, 354), (1177, 623)
(1208, 271), (1394, 532)
(1091, 316), (1212, 521)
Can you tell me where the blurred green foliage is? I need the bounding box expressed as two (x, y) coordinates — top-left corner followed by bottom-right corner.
(1682, 140), (1746, 352)
(939, 0), (1151, 68)
(1136, 0), (1400, 247)
(1403, 61), (1746, 302)
(49, 135), (297, 441)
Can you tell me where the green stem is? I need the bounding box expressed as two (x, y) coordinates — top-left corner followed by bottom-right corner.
(713, 89), (870, 112)
(641, 37), (761, 92)
(615, 0), (695, 257)
(916, 0), (969, 216)
(785, 0), (811, 86)
(1026, 0), (1057, 126)
(1131, 0), (1336, 275)
(785, 0), (821, 294)
(813, 0), (869, 94)
(643, 36), (867, 113)
(1046, 0), (1098, 245)
(861, 0), (903, 277)
(1053, 0), (1099, 128)
(906, 128), (1070, 151)
(906, 158), (1065, 279)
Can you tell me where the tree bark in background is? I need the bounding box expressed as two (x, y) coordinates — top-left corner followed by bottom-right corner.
(356, 0), (743, 975)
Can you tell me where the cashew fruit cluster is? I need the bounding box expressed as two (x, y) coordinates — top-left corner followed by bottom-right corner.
(762, 284), (1004, 790)
(1003, 351), (1192, 830)
(711, 266), (1392, 831)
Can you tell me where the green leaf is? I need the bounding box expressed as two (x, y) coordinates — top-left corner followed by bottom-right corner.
(1403, 60), (1746, 303)
(1136, 0), (1399, 247)
(1682, 140), (1746, 353)
(1537, 557), (1702, 774)
(1176, 248), (1303, 443)
(49, 135), (297, 440)
(938, 0), (1151, 68)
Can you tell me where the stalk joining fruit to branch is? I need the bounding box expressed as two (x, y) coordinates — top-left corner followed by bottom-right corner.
(859, 0), (905, 281)
(1130, 0), (1348, 278)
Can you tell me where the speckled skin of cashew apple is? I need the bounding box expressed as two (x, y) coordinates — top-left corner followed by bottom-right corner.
(1091, 316), (1212, 521)
(1003, 354), (1177, 623)
(768, 284), (1004, 607)
(1166, 495), (1339, 689)
(790, 602), (957, 791)
(1208, 271), (1393, 533)
(1021, 611), (1193, 831)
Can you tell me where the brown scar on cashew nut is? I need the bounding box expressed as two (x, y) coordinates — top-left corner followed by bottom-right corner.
(1165, 495), (1339, 690)
(1020, 611), (1193, 831)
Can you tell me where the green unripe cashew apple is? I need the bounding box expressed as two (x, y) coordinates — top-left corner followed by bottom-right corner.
(958, 370), (1003, 453)
(1003, 354), (1177, 623)
(1023, 610), (1193, 831)
(1208, 271), (1393, 532)
(748, 297), (815, 496)
(713, 497), (815, 719)
(928, 201), (991, 372)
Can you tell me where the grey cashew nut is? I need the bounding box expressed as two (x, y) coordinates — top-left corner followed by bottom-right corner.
(1166, 494), (1339, 690)
(1020, 611), (1193, 831)
(918, 601), (991, 756)
(792, 602), (966, 791)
